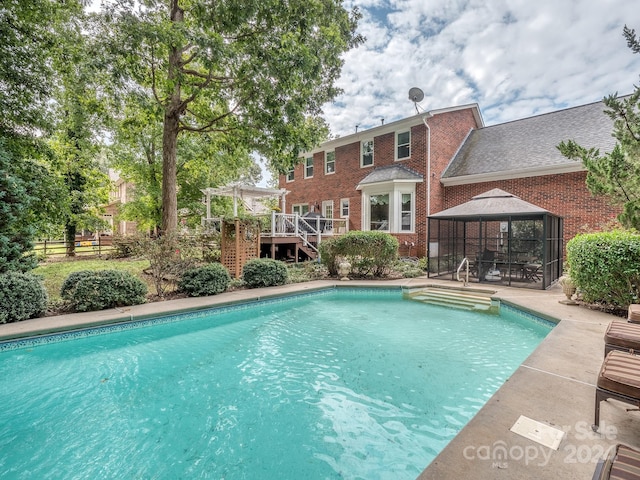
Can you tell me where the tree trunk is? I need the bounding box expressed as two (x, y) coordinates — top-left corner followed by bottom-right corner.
(65, 223), (76, 257)
(161, 112), (179, 233)
(160, 0), (184, 234)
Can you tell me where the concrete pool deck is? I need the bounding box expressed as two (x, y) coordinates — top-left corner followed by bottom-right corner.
(1, 277), (638, 479)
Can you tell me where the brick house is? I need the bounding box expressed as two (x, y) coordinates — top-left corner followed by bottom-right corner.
(278, 99), (621, 258)
(103, 173), (138, 235)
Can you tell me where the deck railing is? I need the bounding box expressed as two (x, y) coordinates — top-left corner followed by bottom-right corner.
(262, 212), (348, 237)
(201, 213), (348, 244)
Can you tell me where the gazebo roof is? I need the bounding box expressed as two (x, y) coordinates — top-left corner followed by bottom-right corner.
(430, 188), (552, 219)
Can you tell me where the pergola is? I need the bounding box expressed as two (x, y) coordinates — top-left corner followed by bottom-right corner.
(427, 189), (563, 289)
(201, 183), (289, 219)
(200, 183), (289, 278)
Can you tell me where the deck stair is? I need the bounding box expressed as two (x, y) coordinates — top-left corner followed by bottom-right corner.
(404, 286), (498, 313)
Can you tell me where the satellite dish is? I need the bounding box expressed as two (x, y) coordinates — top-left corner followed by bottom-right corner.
(408, 87), (424, 103)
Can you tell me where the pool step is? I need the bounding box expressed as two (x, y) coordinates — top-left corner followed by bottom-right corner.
(404, 286), (499, 313)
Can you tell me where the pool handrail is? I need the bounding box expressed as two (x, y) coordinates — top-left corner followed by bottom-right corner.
(457, 257), (470, 286)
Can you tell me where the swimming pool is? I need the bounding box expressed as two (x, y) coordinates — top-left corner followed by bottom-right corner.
(0, 288), (552, 479)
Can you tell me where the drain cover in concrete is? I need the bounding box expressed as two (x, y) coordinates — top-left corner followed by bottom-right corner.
(510, 415), (565, 450)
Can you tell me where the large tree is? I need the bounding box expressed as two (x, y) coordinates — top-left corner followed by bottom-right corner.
(0, 0), (60, 139)
(49, 5), (111, 254)
(107, 92), (262, 232)
(98, 0), (363, 233)
(558, 26), (640, 229)
(0, 0), (82, 267)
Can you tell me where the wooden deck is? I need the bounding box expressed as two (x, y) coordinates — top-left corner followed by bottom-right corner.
(261, 213), (348, 262)
(202, 213), (348, 262)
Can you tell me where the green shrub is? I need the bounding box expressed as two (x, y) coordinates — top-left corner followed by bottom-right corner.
(242, 258), (288, 288)
(0, 272), (48, 323)
(132, 232), (200, 297)
(286, 261), (329, 283)
(393, 259), (424, 278)
(567, 230), (640, 308)
(321, 231), (399, 277)
(318, 238), (339, 276)
(60, 270), (148, 312)
(178, 263), (231, 296)
(110, 234), (138, 258)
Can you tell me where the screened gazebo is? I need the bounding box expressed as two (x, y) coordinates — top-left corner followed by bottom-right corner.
(427, 189), (563, 289)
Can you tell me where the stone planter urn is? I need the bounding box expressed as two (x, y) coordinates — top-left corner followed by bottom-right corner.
(559, 276), (577, 305)
(338, 261), (351, 281)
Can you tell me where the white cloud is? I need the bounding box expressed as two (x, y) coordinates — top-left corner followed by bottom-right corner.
(323, 0), (640, 136)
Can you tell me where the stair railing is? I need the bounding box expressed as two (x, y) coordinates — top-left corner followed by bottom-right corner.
(456, 257), (470, 286)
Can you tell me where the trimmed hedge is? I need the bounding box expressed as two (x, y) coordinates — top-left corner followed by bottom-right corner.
(60, 270), (148, 312)
(242, 258), (288, 288)
(178, 263), (231, 296)
(567, 230), (640, 308)
(320, 230), (399, 277)
(0, 272), (48, 323)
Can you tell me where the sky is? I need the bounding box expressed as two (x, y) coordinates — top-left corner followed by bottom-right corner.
(321, 0), (640, 138)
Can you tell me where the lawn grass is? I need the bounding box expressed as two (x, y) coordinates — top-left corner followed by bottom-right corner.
(34, 258), (151, 302)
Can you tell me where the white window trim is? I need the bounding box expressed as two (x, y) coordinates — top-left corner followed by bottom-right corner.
(292, 203), (309, 215)
(400, 192), (413, 232)
(286, 168), (295, 182)
(395, 130), (411, 161)
(340, 198), (349, 218)
(360, 182), (417, 234)
(361, 139), (374, 167)
(304, 156), (314, 179)
(325, 151), (336, 175)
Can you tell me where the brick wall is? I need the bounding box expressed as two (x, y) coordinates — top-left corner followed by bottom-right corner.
(442, 172), (622, 248)
(279, 108), (480, 256)
(279, 107), (621, 258)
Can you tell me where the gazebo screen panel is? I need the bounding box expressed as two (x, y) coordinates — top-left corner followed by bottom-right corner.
(428, 214), (563, 289)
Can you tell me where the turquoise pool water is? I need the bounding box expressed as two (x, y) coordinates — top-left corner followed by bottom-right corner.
(0, 288), (552, 479)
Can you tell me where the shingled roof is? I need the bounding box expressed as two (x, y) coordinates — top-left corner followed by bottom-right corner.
(356, 164), (423, 188)
(441, 99), (617, 185)
(430, 188), (551, 219)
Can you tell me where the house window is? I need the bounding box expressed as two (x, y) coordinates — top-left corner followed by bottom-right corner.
(292, 204), (309, 215)
(340, 198), (349, 217)
(361, 139), (374, 167)
(401, 193), (412, 231)
(304, 156), (313, 178)
(369, 194), (389, 231)
(360, 186), (417, 233)
(286, 168), (294, 182)
(396, 131), (410, 160)
(325, 151), (335, 174)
